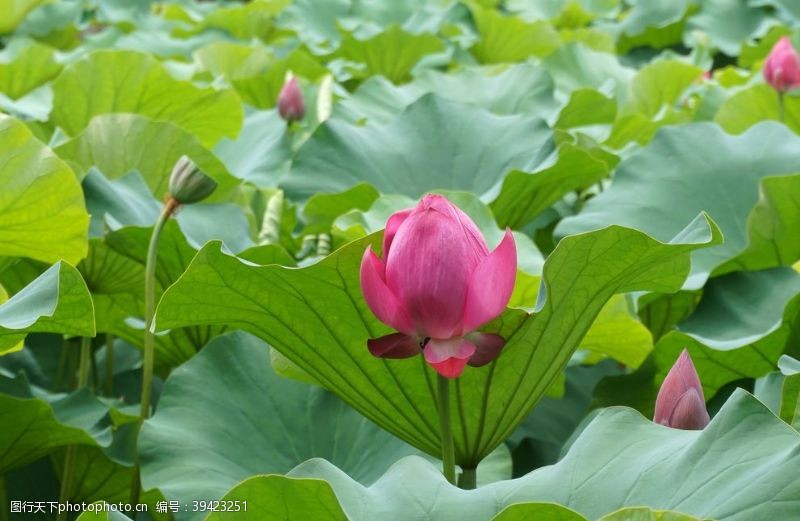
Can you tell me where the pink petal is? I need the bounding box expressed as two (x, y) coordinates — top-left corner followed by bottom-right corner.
(424, 337), (476, 379)
(465, 333), (506, 367)
(667, 388), (711, 430)
(654, 349), (709, 430)
(383, 208), (412, 257)
(386, 197), (487, 338)
(367, 333), (421, 359)
(460, 229), (517, 333)
(764, 37), (800, 92)
(360, 247), (414, 334)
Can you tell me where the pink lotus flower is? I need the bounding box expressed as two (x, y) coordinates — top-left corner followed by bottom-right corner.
(360, 194), (517, 379)
(277, 75), (306, 122)
(654, 350), (710, 430)
(764, 36), (800, 93)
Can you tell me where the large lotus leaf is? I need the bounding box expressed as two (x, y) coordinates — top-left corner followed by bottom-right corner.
(78, 239), (143, 339)
(283, 94), (551, 200)
(490, 142), (613, 229)
(0, 262), (95, 354)
(0, 373), (111, 474)
(678, 268), (800, 349)
(55, 114), (240, 201)
(213, 109), (291, 188)
(139, 331), (419, 520)
(0, 40), (61, 100)
(334, 62), (558, 124)
(557, 122), (800, 288)
(50, 50), (243, 147)
(686, 0), (772, 57)
(543, 43), (635, 101)
(0, 116), (89, 265)
(624, 60), (703, 118)
(333, 25), (444, 84)
(508, 362), (621, 475)
(655, 289), (800, 399)
(206, 476), (348, 521)
(204, 391), (797, 520)
(0, 0), (49, 34)
(493, 505), (707, 521)
(189, 0), (287, 41)
(720, 173), (800, 272)
(714, 83), (800, 135)
(580, 295), (652, 367)
(156, 213), (719, 465)
(469, 5), (559, 63)
(82, 168), (252, 253)
(214, 48), (328, 109)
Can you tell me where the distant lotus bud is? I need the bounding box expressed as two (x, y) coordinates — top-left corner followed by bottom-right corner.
(654, 350), (710, 430)
(168, 156), (217, 204)
(360, 194), (517, 379)
(764, 37), (800, 93)
(277, 75), (306, 123)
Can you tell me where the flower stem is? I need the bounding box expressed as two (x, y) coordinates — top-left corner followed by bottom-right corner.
(778, 91), (786, 123)
(458, 466), (477, 490)
(129, 198), (178, 504)
(0, 475), (8, 521)
(104, 334), (114, 396)
(437, 374), (456, 485)
(57, 336), (92, 520)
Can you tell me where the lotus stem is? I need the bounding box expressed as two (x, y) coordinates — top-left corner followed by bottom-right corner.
(0, 475), (8, 521)
(129, 197), (178, 504)
(778, 92), (785, 123)
(57, 336), (92, 520)
(437, 374), (456, 485)
(104, 334), (114, 396)
(458, 466), (477, 490)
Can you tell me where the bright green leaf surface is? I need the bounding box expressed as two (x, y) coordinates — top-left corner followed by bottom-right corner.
(156, 215), (719, 464)
(207, 476), (347, 521)
(470, 6), (560, 63)
(0, 262), (94, 353)
(0, 40), (61, 100)
(56, 114), (240, 201)
(0, 116), (89, 265)
(335, 25), (444, 84)
(51, 50), (243, 147)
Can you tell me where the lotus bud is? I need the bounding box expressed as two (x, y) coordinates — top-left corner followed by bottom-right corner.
(360, 194), (517, 379)
(654, 349), (710, 430)
(764, 36), (800, 93)
(168, 156), (217, 204)
(277, 74), (306, 123)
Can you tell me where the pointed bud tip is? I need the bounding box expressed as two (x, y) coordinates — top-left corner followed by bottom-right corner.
(168, 156), (217, 204)
(654, 349), (710, 430)
(278, 76), (306, 123)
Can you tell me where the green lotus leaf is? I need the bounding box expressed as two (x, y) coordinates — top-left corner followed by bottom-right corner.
(283, 94), (551, 200)
(156, 213), (719, 466)
(0, 262), (94, 354)
(0, 116), (89, 265)
(139, 331), (419, 521)
(558, 122), (800, 288)
(51, 50), (243, 147)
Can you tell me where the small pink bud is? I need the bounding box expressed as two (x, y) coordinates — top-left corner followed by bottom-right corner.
(763, 36), (800, 93)
(654, 350), (710, 430)
(277, 75), (306, 123)
(360, 194), (517, 378)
